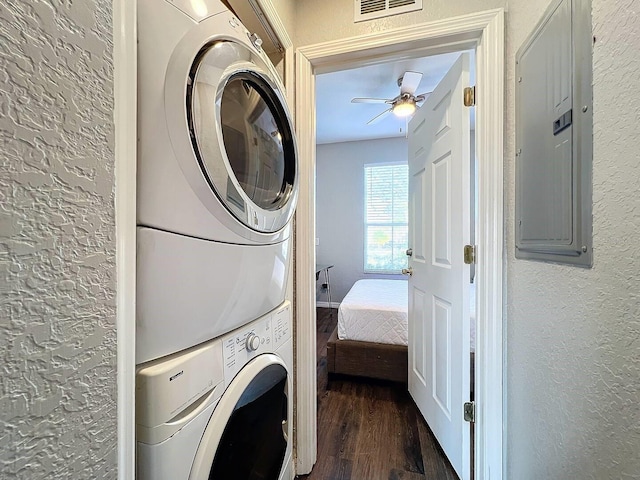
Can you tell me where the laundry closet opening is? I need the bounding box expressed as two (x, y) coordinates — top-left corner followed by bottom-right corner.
(134, 2), (298, 480)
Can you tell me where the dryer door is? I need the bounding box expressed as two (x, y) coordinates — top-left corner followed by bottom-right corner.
(187, 40), (298, 234)
(190, 354), (291, 480)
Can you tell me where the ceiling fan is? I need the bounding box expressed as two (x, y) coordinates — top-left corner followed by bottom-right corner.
(351, 71), (431, 125)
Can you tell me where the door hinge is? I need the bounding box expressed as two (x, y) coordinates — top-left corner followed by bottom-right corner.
(464, 245), (476, 265)
(463, 86), (475, 107)
(464, 401), (476, 423)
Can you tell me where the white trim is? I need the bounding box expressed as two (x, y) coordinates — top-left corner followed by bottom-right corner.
(300, 9), (503, 74)
(294, 50), (318, 474)
(294, 9), (504, 479)
(363, 160), (408, 167)
(255, 0), (292, 50)
(114, 0), (137, 478)
(284, 47), (294, 108)
(254, 0), (295, 107)
(474, 11), (506, 479)
(315, 301), (340, 309)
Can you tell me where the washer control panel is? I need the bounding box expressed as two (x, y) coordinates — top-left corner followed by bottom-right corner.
(222, 302), (291, 386)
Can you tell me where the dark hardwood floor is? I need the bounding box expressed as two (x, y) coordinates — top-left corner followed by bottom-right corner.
(296, 308), (459, 480)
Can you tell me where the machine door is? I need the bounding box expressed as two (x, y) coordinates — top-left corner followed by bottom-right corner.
(187, 40), (298, 234)
(190, 354), (290, 480)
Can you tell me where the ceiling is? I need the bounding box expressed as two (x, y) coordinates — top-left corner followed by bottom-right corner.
(315, 51), (474, 145)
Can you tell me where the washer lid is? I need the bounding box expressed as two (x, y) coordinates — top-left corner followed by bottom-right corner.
(188, 40), (298, 234)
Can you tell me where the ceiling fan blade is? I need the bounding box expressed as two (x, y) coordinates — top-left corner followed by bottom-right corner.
(400, 71), (423, 95)
(351, 97), (392, 104)
(367, 108), (393, 125)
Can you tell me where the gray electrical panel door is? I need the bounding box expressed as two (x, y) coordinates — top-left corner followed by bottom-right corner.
(515, 0), (592, 266)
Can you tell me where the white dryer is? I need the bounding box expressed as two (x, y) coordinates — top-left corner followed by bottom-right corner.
(136, 0), (298, 363)
(136, 302), (294, 480)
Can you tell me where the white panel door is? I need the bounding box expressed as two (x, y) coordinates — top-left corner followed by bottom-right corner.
(407, 53), (471, 480)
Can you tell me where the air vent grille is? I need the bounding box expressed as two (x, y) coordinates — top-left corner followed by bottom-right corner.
(355, 0), (422, 22)
(389, 0), (416, 7)
(360, 0), (386, 14)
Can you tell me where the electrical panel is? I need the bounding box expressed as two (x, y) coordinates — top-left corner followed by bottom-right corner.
(515, 0), (592, 266)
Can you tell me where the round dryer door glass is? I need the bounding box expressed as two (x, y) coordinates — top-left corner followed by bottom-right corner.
(209, 363), (288, 479)
(188, 41), (298, 234)
(220, 74), (291, 211)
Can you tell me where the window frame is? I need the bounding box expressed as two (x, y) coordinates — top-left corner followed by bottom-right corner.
(363, 161), (409, 274)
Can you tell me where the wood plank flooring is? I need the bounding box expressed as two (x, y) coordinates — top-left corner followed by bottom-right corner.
(296, 308), (459, 480)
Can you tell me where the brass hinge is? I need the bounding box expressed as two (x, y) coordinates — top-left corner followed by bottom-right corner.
(463, 86), (475, 107)
(464, 245), (476, 265)
(464, 401), (476, 423)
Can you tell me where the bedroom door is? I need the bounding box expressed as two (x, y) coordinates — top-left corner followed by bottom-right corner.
(406, 53), (471, 480)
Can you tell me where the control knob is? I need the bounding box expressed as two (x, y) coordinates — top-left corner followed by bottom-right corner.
(246, 333), (261, 352)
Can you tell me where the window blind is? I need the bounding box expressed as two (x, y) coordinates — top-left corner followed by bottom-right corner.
(364, 163), (409, 273)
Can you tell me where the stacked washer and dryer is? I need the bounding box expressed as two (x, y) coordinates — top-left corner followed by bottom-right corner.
(135, 1), (298, 479)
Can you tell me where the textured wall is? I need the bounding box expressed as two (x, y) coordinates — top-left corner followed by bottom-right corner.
(294, 0), (504, 47)
(316, 138), (407, 304)
(0, 1), (117, 478)
(270, 0), (296, 44)
(505, 0), (640, 478)
(292, 0), (640, 477)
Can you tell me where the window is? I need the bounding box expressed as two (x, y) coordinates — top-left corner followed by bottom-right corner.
(364, 163), (409, 273)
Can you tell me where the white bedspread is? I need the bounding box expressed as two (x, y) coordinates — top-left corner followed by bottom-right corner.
(338, 279), (477, 351)
(338, 279), (408, 346)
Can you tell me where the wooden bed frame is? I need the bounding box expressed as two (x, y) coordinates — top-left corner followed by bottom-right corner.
(326, 325), (476, 393)
(326, 325), (408, 383)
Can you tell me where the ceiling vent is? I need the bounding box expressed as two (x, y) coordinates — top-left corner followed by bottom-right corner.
(355, 0), (422, 22)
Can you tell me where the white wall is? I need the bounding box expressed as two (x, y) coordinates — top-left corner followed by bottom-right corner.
(316, 138), (408, 304)
(0, 0), (117, 478)
(294, 0), (640, 477)
(295, 0), (505, 46)
(504, 0), (640, 477)
(270, 0), (296, 41)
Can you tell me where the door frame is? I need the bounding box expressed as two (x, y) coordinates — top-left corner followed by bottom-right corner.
(294, 9), (505, 479)
(114, 0), (137, 478)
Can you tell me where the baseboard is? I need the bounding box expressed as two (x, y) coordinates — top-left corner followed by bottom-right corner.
(315, 301), (339, 309)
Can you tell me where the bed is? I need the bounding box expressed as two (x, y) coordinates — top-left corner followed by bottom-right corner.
(327, 279), (409, 383)
(327, 279), (477, 386)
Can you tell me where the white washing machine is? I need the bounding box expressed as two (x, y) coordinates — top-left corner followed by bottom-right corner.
(136, 302), (294, 480)
(136, 0), (299, 363)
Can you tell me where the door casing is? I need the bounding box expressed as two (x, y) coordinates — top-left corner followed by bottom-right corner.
(293, 9), (505, 480)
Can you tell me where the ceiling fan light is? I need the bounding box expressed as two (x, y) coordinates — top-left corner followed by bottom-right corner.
(393, 100), (416, 118)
